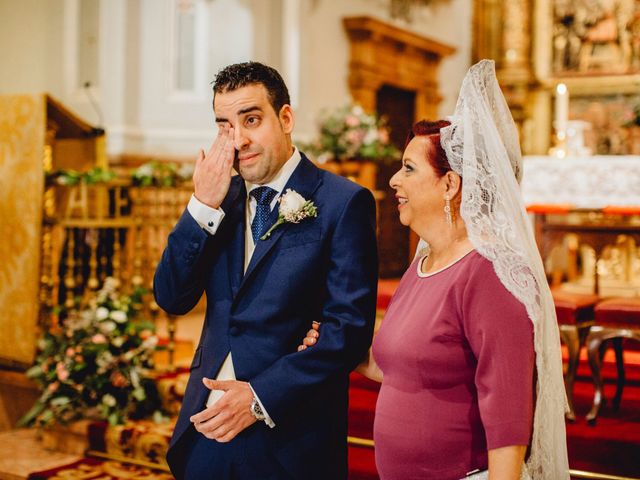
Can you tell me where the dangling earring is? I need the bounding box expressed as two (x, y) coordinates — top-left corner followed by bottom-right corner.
(444, 195), (453, 227)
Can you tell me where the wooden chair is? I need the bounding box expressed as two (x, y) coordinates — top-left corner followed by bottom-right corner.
(585, 297), (640, 424)
(552, 290), (599, 421)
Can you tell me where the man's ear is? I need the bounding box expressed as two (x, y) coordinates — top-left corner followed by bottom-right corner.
(279, 105), (295, 134)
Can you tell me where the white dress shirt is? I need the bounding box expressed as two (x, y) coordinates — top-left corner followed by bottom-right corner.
(187, 148), (302, 428)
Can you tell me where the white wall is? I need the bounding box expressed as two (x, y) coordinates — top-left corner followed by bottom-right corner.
(0, 0), (472, 158)
(0, 0), (65, 96)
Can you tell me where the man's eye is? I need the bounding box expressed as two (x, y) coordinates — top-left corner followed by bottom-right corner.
(246, 116), (260, 126)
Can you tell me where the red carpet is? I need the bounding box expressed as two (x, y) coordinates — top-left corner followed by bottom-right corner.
(565, 351), (640, 477)
(347, 334), (640, 479)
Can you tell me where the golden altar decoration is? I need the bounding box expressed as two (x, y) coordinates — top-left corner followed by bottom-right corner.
(0, 94), (107, 368)
(473, 0), (640, 156)
(0, 94), (45, 367)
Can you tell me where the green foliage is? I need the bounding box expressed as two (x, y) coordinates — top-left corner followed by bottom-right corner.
(132, 161), (193, 187)
(46, 167), (116, 186)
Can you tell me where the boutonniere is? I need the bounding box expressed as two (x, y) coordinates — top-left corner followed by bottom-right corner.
(261, 189), (318, 240)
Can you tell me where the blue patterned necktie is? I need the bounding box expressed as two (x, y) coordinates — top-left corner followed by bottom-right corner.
(250, 186), (278, 242)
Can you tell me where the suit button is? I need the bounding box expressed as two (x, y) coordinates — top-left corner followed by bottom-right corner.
(229, 326), (240, 336)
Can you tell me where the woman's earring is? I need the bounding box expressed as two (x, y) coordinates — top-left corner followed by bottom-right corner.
(444, 195), (453, 227)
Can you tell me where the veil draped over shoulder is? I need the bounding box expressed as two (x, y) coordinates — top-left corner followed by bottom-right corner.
(439, 60), (570, 479)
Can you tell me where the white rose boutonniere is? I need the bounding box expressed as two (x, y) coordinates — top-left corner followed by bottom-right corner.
(261, 189), (318, 240)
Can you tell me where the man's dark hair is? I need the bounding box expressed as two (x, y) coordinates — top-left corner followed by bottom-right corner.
(212, 62), (291, 115)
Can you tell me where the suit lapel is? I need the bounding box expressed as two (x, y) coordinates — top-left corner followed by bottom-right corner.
(223, 178), (246, 298)
(234, 155), (321, 302)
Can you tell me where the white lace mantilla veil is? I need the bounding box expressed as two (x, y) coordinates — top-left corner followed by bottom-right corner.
(437, 59), (570, 479)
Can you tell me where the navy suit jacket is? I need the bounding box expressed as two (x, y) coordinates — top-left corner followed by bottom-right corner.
(154, 154), (378, 479)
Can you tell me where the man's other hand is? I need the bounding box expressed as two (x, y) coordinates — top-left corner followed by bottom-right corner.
(189, 378), (256, 442)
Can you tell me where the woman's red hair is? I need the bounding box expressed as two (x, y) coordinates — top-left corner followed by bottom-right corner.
(406, 120), (452, 177)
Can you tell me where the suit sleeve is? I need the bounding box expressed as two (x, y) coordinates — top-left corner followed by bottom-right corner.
(249, 187), (378, 423)
(153, 208), (214, 315)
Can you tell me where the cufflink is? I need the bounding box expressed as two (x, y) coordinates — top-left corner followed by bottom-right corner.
(208, 221), (214, 227)
(250, 397), (266, 421)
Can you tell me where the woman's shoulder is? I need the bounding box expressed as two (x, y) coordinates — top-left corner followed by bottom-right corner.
(453, 250), (496, 282)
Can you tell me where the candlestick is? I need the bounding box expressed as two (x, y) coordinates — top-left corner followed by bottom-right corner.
(555, 83), (569, 141)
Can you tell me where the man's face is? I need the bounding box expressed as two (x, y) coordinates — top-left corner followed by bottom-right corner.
(214, 84), (294, 185)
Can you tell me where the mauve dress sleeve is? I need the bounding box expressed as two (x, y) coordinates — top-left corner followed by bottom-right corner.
(461, 257), (536, 450)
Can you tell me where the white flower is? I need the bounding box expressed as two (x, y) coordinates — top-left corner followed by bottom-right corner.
(112, 336), (125, 348)
(96, 307), (109, 320)
(363, 128), (378, 146)
(279, 189), (306, 217)
(102, 394), (117, 407)
(316, 152), (331, 164)
(99, 321), (117, 333)
(261, 189), (318, 240)
(142, 336), (159, 349)
(97, 351), (114, 368)
(109, 310), (127, 323)
(178, 162), (194, 180)
(135, 164), (154, 177)
(102, 277), (119, 292)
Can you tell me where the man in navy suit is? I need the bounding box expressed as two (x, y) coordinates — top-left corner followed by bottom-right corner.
(154, 62), (378, 479)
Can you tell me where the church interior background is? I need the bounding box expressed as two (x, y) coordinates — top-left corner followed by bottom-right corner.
(1, 0), (640, 478)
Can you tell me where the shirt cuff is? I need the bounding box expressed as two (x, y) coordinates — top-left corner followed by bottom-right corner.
(187, 194), (225, 235)
(249, 383), (275, 428)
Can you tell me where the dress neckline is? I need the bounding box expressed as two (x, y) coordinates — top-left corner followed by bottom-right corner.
(417, 248), (476, 278)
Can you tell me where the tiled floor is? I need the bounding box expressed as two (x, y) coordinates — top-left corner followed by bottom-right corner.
(0, 429), (81, 479)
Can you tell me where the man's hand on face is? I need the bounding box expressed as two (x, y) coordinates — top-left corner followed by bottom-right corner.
(189, 378), (257, 443)
(193, 124), (236, 209)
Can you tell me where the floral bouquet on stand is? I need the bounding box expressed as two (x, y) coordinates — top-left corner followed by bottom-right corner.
(20, 278), (165, 427)
(302, 104), (400, 163)
(132, 161), (194, 187)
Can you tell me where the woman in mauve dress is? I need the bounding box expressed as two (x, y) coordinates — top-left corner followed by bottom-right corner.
(301, 61), (569, 479)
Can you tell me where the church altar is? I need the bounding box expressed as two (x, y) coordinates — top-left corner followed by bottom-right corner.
(521, 155), (640, 296)
(522, 155), (640, 209)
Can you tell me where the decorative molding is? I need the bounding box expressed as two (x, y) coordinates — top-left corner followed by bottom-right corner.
(342, 15), (455, 120)
(107, 125), (214, 156)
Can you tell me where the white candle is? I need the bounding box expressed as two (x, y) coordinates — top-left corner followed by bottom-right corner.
(555, 83), (569, 141)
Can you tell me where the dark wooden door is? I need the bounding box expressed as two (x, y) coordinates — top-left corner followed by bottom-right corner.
(375, 85), (416, 277)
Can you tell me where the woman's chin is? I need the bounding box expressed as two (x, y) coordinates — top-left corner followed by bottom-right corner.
(397, 213), (410, 227)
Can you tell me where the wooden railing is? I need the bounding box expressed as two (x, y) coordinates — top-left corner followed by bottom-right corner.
(39, 179), (192, 366)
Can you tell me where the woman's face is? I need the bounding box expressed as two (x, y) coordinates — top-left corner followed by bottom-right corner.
(389, 136), (447, 232)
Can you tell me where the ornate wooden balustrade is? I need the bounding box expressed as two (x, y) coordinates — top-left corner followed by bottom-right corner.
(39, 179), (192, 367)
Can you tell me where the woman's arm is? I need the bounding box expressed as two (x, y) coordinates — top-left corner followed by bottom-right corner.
(299, 323), (383, 382)
(487, 445), (526, 480)
(356, 348), (383, 383)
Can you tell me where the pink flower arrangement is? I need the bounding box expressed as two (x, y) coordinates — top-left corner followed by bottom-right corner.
(302, 104), (399, 163)
(20, 278), (164, 427)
